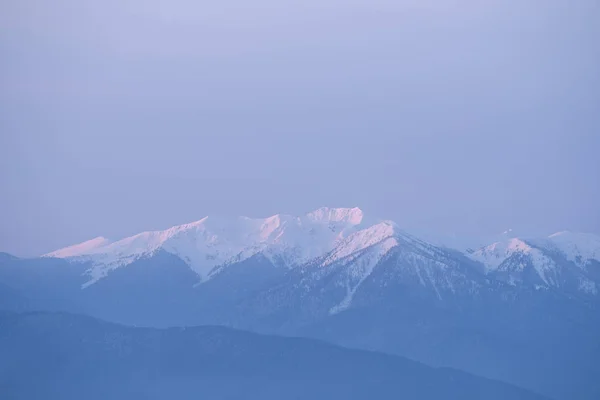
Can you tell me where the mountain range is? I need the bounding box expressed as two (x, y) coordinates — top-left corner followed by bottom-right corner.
(0, 311), (550, 400)
(41, 207), (600, 297)
(1, 207), (599, 400)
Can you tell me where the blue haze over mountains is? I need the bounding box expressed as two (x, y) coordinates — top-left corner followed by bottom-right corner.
(0, 312), (549, 400)
(1, 207), (599, 399)
(2, 0), (599, 399)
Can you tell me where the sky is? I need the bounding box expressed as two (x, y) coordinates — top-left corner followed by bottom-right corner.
(1, 0), (599, 256)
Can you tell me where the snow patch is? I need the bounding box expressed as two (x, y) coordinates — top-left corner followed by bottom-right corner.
(578, 278), (598, 295)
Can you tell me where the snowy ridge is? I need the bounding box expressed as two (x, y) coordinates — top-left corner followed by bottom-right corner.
(324, 224), (465, 312)
(329, 237), (399, 314)
(471, 234), (600, 270)
(470, 238), (548, 270)
(306, 206), (364, 225)
(44, 206), (600, 295)
(47, 237), (113, 258)
(470, 232), (600, 289)
(45, 207), (366, 287)
(544, 231), (600, 267)
(322, 221), (396, 267)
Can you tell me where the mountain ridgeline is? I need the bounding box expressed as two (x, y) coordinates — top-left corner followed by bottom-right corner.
(0, 312), (549, 400)
(1, 207), (599, 400)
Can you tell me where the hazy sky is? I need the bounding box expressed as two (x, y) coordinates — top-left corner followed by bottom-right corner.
(1, 0), (599, 256)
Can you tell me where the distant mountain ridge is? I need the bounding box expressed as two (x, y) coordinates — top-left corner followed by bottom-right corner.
(1, 207), (599, 400)
(43, 207), (600, 297)
(470, 231), (600, 294)
(45, 207), (370, 287)
(0, 312), (549, 400)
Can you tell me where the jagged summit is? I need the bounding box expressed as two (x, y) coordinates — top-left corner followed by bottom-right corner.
(305, 207), (364, 225)
(44, 207), (374, 286)
(43, 207), (600, 296)
(468, 231), (600, 292)
(471, 232), (600, 271)
(470, 238), (536, 271)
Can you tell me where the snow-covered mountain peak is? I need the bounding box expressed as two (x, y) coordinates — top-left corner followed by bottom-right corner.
(322, 221), (398, 266)
(471, 232), (600, 271)
(305, 207), (364, 226)
(44, 208), (377, 287)
(42, 207), (599, 295)
(468, 231), (600, 292)
(544, 231), (600, 267)
(469, 238), (536, 271)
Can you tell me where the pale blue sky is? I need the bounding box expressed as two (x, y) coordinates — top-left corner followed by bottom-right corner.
(1, 0), (599, 256)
